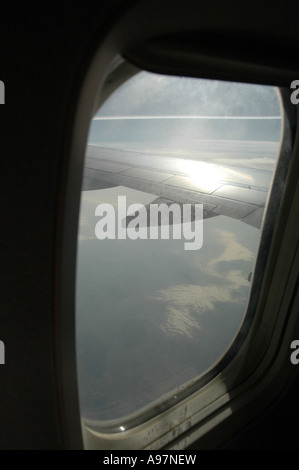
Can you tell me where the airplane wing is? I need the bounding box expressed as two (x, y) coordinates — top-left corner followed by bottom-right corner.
(82, 144), (274, 229)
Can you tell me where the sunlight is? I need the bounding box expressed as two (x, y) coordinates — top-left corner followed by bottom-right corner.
(178, 159), (226, 187)
(178, 159), (255, 189)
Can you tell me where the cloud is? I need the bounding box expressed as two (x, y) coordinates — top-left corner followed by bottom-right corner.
(153, 229), (254, 338)
(208, 230), (255, 268)
(154, 271), (248, 339)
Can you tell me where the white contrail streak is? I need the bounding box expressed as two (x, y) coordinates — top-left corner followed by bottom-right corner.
(92, 115), (281, 121)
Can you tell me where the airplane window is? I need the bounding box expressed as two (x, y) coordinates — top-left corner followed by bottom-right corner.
(76, 70), (282, 424)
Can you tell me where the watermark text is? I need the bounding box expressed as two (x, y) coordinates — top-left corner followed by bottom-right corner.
(290, 80), (299, 104)
(290, 340), (299, 364)
(95, 196), (203, 250)
(0, 81), (4, 104)
(0, 340), (4, 364)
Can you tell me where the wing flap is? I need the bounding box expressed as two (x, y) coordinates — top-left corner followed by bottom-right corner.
(83, 145), (270, 228)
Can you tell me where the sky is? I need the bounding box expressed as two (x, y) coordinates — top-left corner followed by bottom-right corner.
(76, 71), (282, 423)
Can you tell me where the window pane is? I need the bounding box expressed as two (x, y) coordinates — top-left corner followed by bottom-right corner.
(76, 70), (282, 422)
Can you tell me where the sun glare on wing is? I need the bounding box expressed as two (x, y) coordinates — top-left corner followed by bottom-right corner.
(179, 160), (226, 187)
(178, 159), (255, 189)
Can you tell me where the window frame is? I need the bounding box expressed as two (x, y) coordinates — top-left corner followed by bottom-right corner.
(60, 10), (299, 450)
